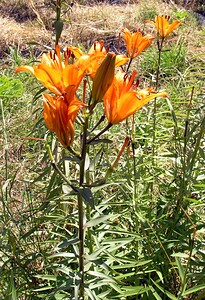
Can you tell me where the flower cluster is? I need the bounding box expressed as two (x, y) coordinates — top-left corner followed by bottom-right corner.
(16, 16), (180, 148)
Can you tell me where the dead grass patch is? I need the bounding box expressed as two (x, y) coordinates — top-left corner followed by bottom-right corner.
(55, 0), (174, 47)
(0, 0), (204, 58)
(0, 16), (51, 58)
(0, 0), (37, 22)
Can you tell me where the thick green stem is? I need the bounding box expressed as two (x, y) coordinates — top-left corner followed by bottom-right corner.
(78, 116), (89, 299)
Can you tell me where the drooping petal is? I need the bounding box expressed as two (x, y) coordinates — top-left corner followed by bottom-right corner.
(15, 45), (87, 95)
(42, 90), (85, 148)
(165, 20), (181, 37)
(43, 94), (57, 132)
(15, 65), (35, 75)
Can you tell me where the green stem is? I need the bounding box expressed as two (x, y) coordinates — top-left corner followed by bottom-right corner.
(84, 144), (93, 256)
(151, 38), (164, 194)
(131, 141), (138, 256)
(131, 115), (139, 287)
(78, 116), (89, 299)
(126, 57), (133, 73)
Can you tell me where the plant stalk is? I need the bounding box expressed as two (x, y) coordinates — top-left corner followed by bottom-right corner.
(151, 37), (164, 195)
(78, 116), (89, 299)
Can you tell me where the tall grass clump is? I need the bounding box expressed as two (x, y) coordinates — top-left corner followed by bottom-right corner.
(0, 1), (205, 299)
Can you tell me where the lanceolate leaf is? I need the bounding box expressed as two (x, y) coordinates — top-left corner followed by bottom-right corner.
(84, 214), (115, 228)
(182, 284), (205, 296)
(78, 187), (94, 209)
(151, 279), (178, 300)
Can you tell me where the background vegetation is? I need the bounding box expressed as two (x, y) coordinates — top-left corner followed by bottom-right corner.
(0, 0), (205, 299)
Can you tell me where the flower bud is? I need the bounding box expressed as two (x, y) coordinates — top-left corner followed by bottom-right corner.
(92, 52), (116, 103)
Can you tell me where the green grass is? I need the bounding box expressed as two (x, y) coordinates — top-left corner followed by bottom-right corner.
(0, 1), (205, 299)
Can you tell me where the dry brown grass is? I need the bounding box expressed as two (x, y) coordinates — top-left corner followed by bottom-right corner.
(0, 16), (51, 58)
(0, 0), (204, 58)
(0, 0), (171, 57)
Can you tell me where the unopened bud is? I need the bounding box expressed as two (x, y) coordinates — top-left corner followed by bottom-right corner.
(92, 52), (116, 103)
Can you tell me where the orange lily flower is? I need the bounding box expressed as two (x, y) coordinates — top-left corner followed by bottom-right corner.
(15, 45), (91, 95)
(68, 40), (129, 78)
(147, 15), (181, 38)
(43, 86), (85, 147)
(104, 70), (167, 124)
(122, 28), (153, 58)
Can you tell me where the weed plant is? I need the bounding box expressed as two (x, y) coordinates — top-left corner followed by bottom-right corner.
(0, 1), (205, 300)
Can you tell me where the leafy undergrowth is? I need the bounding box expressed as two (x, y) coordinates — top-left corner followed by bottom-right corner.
(0, 0), (205, 299)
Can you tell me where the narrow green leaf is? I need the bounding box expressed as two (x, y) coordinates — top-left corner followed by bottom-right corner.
(171, 252), (189, 258)
(151, 279), (178, 300)
(27, 41), (42, 45)
(84, 288), (96, 300)
(33, 286), (53, 292)
(35, 275), (57, 281)
(20, 226), (39, 240)
(120, 286), (150, 296)
(113, 259), (152, 270)
(109, 282), (123, 293)
(78, 187), (94, 208)
(84, 214), (113, 228)
(89, 147), (103, 172)
(89, 138), (112, 145)
(11, 270), (18, 300)
(175, 257), (185, 283)
(182, 284), (205, 296)
(56, 266), (73, 277)
(49, 252), (76, 259)
(149, 285), (163, 300)
(87, 270), (116, 282)
(58, 237), (79, 248)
